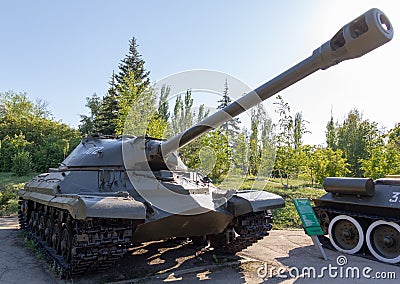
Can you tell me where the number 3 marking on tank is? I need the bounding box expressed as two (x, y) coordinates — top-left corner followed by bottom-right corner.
(389, 192), (400, 203)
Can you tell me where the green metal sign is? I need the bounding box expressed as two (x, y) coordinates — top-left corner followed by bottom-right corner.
(293, 198), (324, 236)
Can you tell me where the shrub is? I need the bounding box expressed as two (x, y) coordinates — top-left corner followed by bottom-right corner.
(12, 151), (32, 176)
(0, 185), (19, 216)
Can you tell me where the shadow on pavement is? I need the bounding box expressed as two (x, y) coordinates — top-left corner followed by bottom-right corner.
(72, 239), (247, 283)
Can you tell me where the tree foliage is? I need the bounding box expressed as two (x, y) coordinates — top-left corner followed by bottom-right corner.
(96, 74), (119, 135)
(171, 90), (194, 136)
(335, 109), (382, 177)
(273, 96), (310, 185)
(5, 35), (397, 187)
(326, 113), (337, 150)
(78, 36), (160, 137)
(360, 123), (400, 179)
(158, 84), (171, 122)
(217, 79), (240, 138)
(307, 147), (349, 185)
(115, 37), (150, 93)
(78, 93), (102, 135)
(0, 91), (80, 173)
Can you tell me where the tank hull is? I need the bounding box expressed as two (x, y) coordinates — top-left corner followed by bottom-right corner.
(18, 165), (284, 277)
(19, 166), (284, 240)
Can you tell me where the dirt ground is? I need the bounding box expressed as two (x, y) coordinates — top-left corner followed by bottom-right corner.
(1, 217), (399, 284)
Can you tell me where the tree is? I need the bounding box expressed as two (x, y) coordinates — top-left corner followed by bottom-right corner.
(293, 112), (309, 149)
(196, 104), (209, 122)
(217, 79), (240, 138)
(326, 113), (337, 150)
(248, 107), (261, 176)
(388, 123), (400, 149)
(1, 133), (31, 172)
(361, 143), (400, 179)
(232, 131), (249, 176)
(259, 118), (276, 177)
(158, 84), (170, 122)
(336, 109), (382, 177)
(171, 90), (194, 135)
(307, 148), (349, 185)
(95, 73), (119, 135)
(79, 37), (155, 137)
(78, 93), (102, 135)
(115, 37), (150, 94)
(361, 124), (400, 179)
(274, 146), (295, 186)
(272, 96), (309, 184)
(12, 150), (32, 176)
(118, 74), (164, 138)
(274, 95), (293, 147)
(197, 129), (230, 181)
(0, 91), (80, 172)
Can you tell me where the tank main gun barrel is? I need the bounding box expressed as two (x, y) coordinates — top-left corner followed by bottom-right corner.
(160, 8), (393, 157)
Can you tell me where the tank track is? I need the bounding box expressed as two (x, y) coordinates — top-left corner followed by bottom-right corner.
(18, 198), (134, 278)
(314, 206), (400, 267)
(213, 210), (273, 254)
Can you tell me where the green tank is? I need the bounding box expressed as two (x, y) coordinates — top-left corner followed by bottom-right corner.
(18, 8), (393, 277)
(314, 177), (400, 264)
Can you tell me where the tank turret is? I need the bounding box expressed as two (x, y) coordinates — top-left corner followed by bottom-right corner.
(18, 8), (393, 277)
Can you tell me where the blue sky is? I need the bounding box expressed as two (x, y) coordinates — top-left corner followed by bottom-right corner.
(1, 1), (399, 144)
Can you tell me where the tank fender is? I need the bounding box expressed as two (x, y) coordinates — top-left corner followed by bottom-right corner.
(228, 190), (285, 216)
(69, 194), (146, 220)
(19, 190), (146, 220)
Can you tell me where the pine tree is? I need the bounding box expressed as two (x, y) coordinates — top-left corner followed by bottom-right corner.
(217, 79), (240, 138)
(115, 37), (150, 94)
(95, 72), (119, 135)
(78, 37), (162, 137)
(113, 37), (159, 136)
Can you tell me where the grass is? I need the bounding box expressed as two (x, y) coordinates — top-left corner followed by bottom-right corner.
(0, 172), (36, 217)
(239, 178), (326, 229)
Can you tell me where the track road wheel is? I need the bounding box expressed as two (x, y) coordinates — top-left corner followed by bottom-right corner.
(366, 220), (400, 264)
(60, 227), (73, 262)
(315, 209), (330, 234)
(328, 215), (364, 254)
(52, 221), (62, 254)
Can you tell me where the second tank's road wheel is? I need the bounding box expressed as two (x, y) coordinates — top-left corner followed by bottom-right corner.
(366, 220), (400, 264)
(328, 215), (364, 254)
